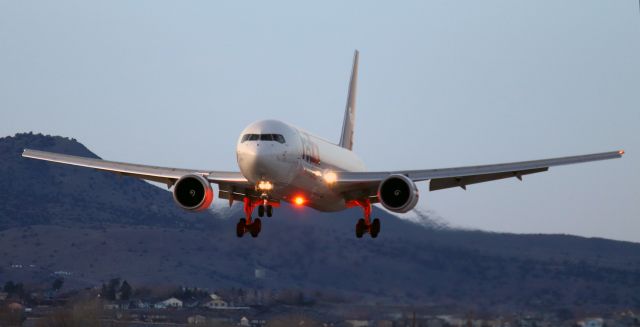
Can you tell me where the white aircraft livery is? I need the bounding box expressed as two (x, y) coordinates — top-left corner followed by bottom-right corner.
(22, 51), (624, 238)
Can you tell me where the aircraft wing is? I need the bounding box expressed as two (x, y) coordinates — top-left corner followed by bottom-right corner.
(22, 149), (249, 187)
(336, 150), (624, 193)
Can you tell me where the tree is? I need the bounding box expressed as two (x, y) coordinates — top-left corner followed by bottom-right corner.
(52, 278), (64, 291)
(12, 283), (24, 298)
(3, 281), (15, 294)
(119, 281), (132, 300)
(100, 283), (108, 299)
(106, 278), (121, 300)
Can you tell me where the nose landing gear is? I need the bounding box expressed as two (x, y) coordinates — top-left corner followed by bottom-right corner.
(350, 199), (381, 239)
(257, 204), (273, 218)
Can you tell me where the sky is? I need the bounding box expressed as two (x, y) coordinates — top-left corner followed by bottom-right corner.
(1, 1), (638, 242)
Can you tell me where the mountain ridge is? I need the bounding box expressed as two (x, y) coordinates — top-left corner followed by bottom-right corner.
(1, 133), (639, 312)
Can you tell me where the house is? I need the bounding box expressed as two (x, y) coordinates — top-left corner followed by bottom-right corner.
(0, 292), (8, 301)
(203, 298), (228, 309)
(578, 318), (604, 327)
(240, 317), (250, 326)
(188, 315), (207, 324)
(154, 297), (183, 309)
(203, 293), (229, 309)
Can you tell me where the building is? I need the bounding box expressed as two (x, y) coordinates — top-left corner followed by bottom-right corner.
(204, 298), (228, 309)
(203, 293), (229, 309)
(154, 297), (183, 309)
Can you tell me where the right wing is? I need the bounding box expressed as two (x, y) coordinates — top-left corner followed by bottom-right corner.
(22, 149), (250, 188)
(334, 150), (624, 198)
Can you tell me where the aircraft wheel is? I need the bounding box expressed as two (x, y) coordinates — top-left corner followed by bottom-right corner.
(236, 218), (246, 238)
(258, 205), (265, 217)
(250, 218), (262, 238)
(266, 205), (273, 217)
(355, 218), (365, 238)
(371, 218), (381, 238)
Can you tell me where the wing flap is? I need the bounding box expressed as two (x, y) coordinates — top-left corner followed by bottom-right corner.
(429, 167), (548, 191)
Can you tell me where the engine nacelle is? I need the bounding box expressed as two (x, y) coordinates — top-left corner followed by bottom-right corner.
(377, 174), (419, 213)
(172, 174), (214, 211)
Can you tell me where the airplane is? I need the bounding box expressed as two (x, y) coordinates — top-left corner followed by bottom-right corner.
(22, 51), (624, 238)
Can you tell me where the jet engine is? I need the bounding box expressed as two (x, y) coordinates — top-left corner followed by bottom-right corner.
(172, 174), (214, 211)
(377, 174), (419, 213)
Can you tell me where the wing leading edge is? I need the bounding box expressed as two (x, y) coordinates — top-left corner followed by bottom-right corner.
(22, 149), (248, 186)
(336, 150), (624, 191)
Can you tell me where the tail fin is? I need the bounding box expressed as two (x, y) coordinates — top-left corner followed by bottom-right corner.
(339, 50), (359, 151)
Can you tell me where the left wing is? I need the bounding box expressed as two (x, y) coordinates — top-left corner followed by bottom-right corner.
(22, 149), (250, 187)
(335, 150), (624, 197)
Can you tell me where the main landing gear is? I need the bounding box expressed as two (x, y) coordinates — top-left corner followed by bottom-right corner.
(351, 199), (381, 238)
(236, 197), (274, 238)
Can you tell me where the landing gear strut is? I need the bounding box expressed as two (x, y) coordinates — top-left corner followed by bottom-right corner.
(351, 199), (381, 239)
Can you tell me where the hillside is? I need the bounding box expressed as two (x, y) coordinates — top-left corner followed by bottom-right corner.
(0, 133), (639, 313)
(0, 133), (213, 229)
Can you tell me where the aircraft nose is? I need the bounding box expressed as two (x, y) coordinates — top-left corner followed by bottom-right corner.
(238, 143), (277, 182)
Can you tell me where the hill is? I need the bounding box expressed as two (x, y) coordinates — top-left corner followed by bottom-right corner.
(0, 133), (639, 313)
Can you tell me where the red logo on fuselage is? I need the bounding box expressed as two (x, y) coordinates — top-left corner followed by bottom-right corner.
(301, 133), (320, 165)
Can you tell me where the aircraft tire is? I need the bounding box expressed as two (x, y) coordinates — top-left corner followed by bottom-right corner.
(258, 205), (265, 217)
(355, 218), (365, 238)
(250, 218), (262, 238)
(266, 205), (273, 217)
(371, 218), (381, 238)
(236, 218), (247, 238)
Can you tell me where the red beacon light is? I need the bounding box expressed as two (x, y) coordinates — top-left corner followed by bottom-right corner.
(293, 196), (306, 206)
(619, 150), (625, 155)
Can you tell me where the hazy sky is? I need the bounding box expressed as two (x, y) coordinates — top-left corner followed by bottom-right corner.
(1, 1), (638, 242)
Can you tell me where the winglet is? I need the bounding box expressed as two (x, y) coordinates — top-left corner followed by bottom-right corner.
(339, 50), (359, 151)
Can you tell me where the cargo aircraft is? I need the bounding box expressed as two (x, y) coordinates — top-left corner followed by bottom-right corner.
(22, 51), (624, 238)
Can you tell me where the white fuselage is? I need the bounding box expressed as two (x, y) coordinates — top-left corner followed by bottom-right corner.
(236, 119), (366, 211)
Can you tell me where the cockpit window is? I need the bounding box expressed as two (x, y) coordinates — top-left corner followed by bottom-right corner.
(273, 134), (285, 143)
(241, 134), (285, 144)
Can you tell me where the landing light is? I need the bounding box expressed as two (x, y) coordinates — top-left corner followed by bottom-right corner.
(257, 181), (273, 191)
(323, 171), (338, 184)
(619, 150), (625, 155)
